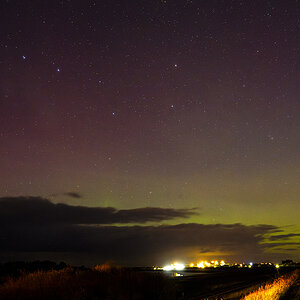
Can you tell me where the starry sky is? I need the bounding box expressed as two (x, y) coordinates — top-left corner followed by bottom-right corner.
(0, 0), (299, 265)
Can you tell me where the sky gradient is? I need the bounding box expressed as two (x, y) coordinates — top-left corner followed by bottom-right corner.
(0, 0), (299, 265)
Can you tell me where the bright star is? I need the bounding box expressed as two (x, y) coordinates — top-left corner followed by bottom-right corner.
(57, 68), (61, 72)
(22, 56), (26, 60)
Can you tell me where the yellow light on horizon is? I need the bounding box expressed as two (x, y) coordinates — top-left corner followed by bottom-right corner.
(204, 261), (211, 267)
(197, 261), (205, 268)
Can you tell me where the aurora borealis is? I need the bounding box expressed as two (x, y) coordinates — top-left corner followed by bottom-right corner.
(0, 0), (299, 265)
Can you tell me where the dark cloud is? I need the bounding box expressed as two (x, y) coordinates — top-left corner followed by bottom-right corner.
(50, 192), (82, 198)
(268, 233), (300, 241)
(0, 196), (196, 225)
(262, 242), (300, 249)
(64, 192), (82, 198)
(0, 196), (292, 265)
(0, 213), (279, 265)
(0, 222), (277, 264)
(272, 248), (299, 251)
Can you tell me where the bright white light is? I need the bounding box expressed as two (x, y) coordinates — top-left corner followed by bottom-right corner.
(174, 263), (185, 271)
(163, 265), (173, 271)
(163, 263), (185, 271)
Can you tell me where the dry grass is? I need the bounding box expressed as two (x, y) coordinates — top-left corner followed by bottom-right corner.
(0, 264), (177, 300)
(241, 269), (299, 300)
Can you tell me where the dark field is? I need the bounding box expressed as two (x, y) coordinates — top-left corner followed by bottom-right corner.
(0, 262), (298, 300)
(169, 267), (294, 299)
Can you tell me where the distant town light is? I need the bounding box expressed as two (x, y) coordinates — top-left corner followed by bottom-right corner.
(163, 265), (173, 271)
(163, 262), (185, 271)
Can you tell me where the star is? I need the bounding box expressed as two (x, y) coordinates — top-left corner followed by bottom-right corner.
(57, 68), (61, 72)
(22, 55), (26, 60)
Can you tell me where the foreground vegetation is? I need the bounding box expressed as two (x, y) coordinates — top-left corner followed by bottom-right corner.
(0, 265), (176, 300)
(0, 261), (298, 299)
(242, 269), (299, 300)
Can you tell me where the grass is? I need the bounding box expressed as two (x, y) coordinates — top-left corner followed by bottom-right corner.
(0, 263), (298, 299)
(241, 269), (299, 300)
(0, 264), (177, 300)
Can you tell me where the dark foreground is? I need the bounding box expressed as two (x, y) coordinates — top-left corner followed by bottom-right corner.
(170, 267), (296, 299)
(0, 262), (298, 299)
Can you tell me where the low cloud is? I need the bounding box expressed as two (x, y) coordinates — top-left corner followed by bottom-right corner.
(268, 233), (300, 241)
(262, 242), (300, 249)
(0, 196), (293, 266)
(271, 248), (299, 252)
(64, 192), (82, 199)
(0, 196), (197, 225)
(0, 222), (279, 265)
(50, 192), (82, 199)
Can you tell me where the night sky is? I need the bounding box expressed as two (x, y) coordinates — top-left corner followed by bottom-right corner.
(0, 0), (299, 266)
